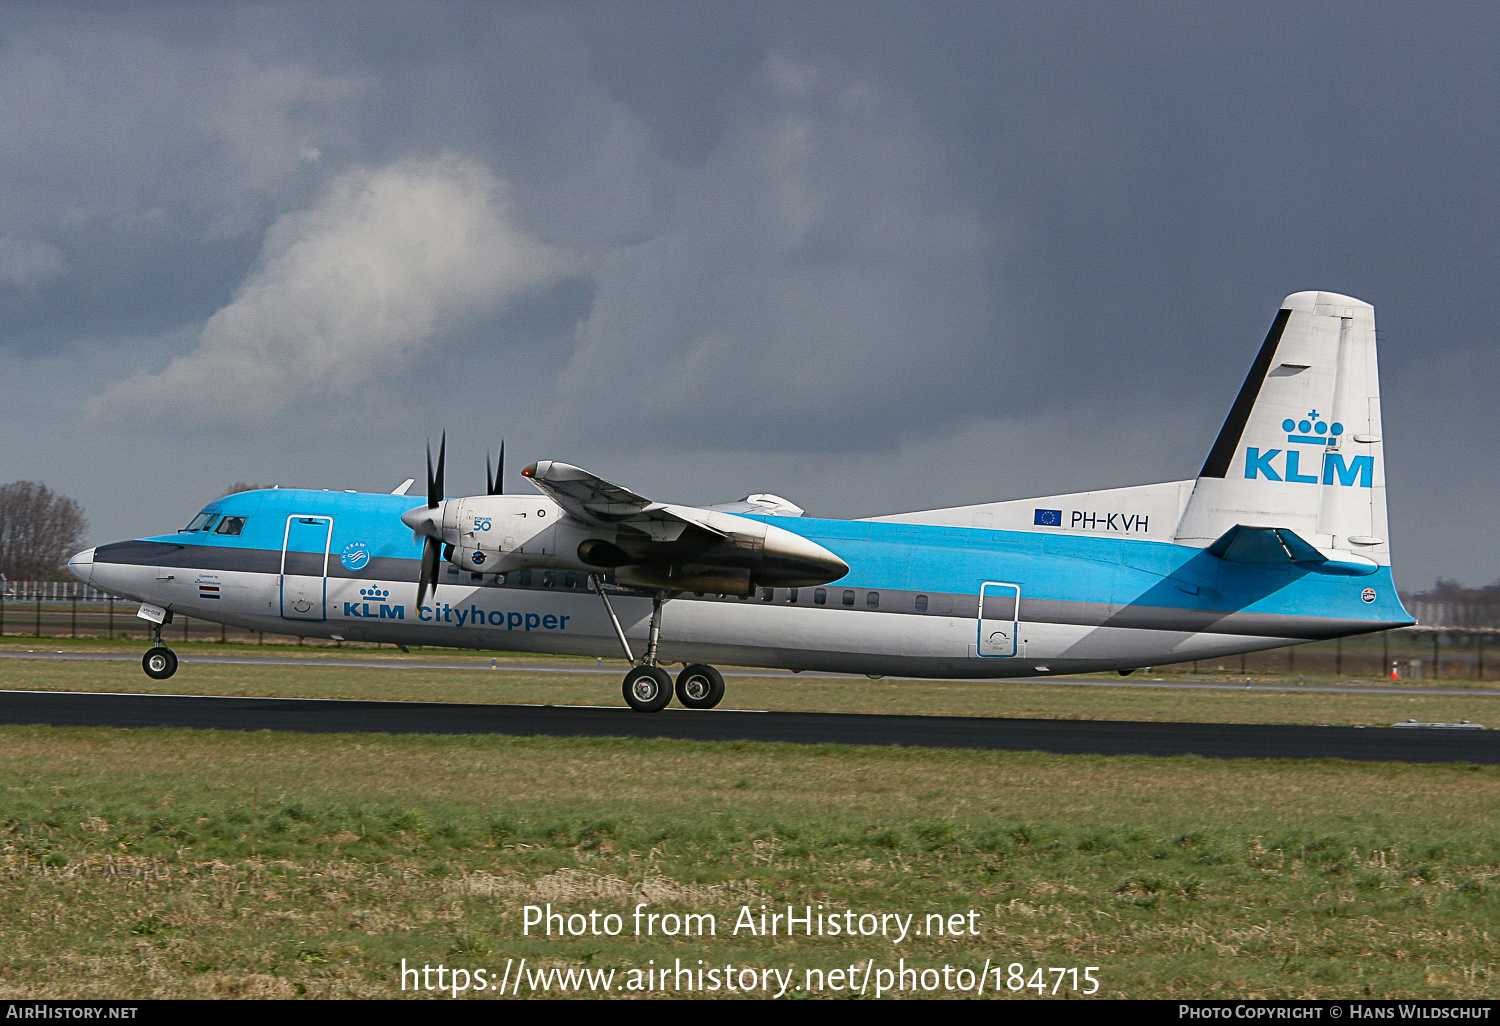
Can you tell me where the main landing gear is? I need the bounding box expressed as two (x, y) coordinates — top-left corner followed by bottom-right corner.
(589, 575), (726, 714)
(141, 622), (178, 680)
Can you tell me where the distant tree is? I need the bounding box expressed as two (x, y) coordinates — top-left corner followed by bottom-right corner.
(1410, 578), (1500, 604)
(0, 481), (88, 581)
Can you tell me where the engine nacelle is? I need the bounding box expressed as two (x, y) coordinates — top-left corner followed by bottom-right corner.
(430, 493), (848, 589)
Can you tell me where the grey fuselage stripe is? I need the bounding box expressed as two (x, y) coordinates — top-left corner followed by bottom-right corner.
(93, 540), (1395, 641)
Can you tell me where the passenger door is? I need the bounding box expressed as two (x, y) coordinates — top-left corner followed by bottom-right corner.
(280, 515), (333, 621)
(977, 581), (1020, 657)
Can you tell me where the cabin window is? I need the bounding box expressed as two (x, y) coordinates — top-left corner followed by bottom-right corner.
(914, 594), (929, 613)
(814, 588), (826, 605)
(866, 591), (879, 609)
(470, 572), (483, 582)
(841, 589), (855, 607)
(214, 516), (247, 536)
(762, 587), (774, 602)
(564, 572), (578, 589)
(788, 588), (798, 603)
(183, 512), (213, 532)
(518, 570), (532, 586)
(542, 571), (555, 588)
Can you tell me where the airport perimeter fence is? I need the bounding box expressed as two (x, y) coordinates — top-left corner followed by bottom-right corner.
(1, 582), (1496, 679)
(0, 580), (315, 647)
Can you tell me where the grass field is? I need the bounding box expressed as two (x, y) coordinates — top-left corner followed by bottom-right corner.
(3, 646), (1498, 1000)
(2, 645), (1498, 727)
(0, 725), (1496, 999)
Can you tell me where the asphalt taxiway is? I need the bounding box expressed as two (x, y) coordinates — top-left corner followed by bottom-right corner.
(1, 689), (1496, 764)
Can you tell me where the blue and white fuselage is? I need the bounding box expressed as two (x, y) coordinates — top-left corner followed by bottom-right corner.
(69, 291), (1413, 686)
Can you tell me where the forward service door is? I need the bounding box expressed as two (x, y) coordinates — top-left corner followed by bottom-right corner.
(280, 515), (333, 621)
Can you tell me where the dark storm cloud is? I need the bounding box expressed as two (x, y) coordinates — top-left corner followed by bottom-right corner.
(0, 2), (1495, 586)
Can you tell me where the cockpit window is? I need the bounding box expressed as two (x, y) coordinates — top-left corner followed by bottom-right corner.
(200, 515), (219, 532)
(214, 516), (247, 536)
(183, 512), (213, 532)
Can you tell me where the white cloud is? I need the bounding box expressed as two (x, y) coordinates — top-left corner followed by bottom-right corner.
(0, 237), (66, 288)
(87, 154), (570, 429)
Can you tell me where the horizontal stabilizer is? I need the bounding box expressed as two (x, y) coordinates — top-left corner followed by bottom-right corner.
(1207, 525), (1378, 576)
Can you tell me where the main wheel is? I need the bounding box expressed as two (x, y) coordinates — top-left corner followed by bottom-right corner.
(622, 666), (673, 713)
(675, 664), (725, 709)
(142, 647), (178, 680)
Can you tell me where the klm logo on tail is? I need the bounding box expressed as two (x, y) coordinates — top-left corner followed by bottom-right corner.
(1244, 411), (1373, 488)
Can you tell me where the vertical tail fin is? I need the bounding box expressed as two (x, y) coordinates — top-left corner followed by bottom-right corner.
(1176, 291), (1389, 565)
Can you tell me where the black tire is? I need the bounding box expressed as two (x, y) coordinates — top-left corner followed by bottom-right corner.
(622, 666), (673, 713)
(142, 647), (178, 680)
(675, 664), (725, 709)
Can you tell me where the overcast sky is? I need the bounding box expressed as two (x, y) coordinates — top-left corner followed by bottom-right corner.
(0, 2), (1496, 591)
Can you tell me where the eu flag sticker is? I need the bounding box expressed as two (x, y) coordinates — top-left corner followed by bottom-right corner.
(1034, 509), (1063, 526)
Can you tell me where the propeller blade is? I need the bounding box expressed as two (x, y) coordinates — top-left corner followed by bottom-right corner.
(425, 442), (435, 508)
(486, 439), (506, 496)
(417, 535), (441, 609)
(426, 431), (447, 509)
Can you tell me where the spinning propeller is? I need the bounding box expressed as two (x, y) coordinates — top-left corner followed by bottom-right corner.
(415, 432), (446, 609)
(402, 433), (508, 609)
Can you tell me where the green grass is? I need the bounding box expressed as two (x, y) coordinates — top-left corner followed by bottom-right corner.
(0, 726), (1497, 998)
(1, 651), (1498, 727)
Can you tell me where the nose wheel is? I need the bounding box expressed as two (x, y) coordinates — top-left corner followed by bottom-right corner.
(141, 623), (178, 680)
(143, 647), (178, 680)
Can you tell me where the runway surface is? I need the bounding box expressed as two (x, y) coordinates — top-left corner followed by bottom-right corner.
(1, 688), (1496, 764)
(3, 650), (1494, 697)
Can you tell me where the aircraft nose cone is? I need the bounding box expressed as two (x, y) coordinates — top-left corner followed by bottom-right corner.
(67, 548), (95, 584)
(401, 505), (442, 536)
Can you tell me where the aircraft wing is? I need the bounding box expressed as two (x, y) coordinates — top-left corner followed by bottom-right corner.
(521, 460), (725, 543)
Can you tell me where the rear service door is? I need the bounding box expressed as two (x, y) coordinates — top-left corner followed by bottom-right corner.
(280, 515), (333, 621)
(977, 581), (1020, 657)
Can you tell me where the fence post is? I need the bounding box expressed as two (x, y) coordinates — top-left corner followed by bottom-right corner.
(220, 622), (226, 644)
(183, 615), (189, 643)
(71, 597), (77, 639)
(1, 587), (5, 637)
(1432, 633), (1441, 679)
(1335, 638), (1343, 677)
(34, 593), (41, 638)
(107, 596), (114, 640)
(1382, 632), (1389, 678)
(1480, 633), (1487, 681)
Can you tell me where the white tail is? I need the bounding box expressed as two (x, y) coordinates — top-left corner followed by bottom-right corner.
(1175, 291), (1389, 565)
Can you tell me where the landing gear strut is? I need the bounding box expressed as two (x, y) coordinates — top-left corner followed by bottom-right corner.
(589, 575), (724, 713)
(142, 622), (178, 680)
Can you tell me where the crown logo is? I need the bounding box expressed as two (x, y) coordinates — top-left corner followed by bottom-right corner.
(1284, 410), (1342, 446)
(359, 587), (390, 600)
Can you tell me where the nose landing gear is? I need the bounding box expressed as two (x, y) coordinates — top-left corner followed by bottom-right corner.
(589, 575), (726, 713)
(141, 622), (178, 680)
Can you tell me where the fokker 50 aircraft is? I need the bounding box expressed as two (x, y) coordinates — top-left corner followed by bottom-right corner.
(70, 291), (1412, 712)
